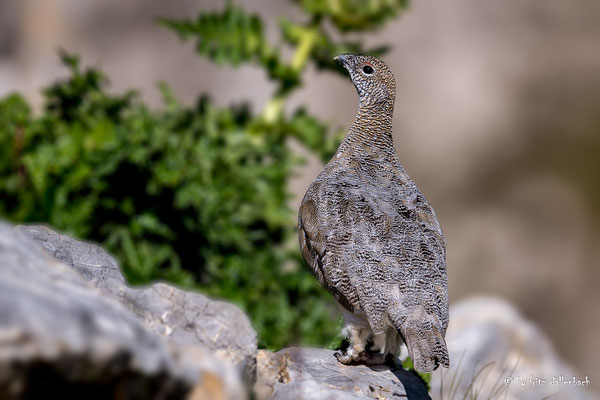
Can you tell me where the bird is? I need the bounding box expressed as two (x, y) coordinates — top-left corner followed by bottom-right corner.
(297, 54), (449, 373)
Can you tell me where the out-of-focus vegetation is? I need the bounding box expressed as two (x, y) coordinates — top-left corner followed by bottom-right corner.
(0, 1), (407, 350)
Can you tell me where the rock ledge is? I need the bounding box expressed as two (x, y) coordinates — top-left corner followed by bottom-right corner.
(255, 347), (431, 399)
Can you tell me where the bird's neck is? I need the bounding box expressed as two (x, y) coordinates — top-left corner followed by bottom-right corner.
(337, 101), (395, 156)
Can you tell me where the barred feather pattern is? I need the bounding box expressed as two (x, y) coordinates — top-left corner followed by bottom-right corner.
(298, 55), (449, 372)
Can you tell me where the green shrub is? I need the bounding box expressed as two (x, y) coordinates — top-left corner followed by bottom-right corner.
(0, 1), (407, 349)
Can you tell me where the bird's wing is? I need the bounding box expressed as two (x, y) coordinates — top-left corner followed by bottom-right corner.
(298, 178), (359, 313)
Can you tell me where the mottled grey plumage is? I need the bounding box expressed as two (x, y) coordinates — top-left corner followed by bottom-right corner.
(298, 54), (449, 372)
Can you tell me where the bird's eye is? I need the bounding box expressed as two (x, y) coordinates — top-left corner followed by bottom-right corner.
(362, 65), (374, 75)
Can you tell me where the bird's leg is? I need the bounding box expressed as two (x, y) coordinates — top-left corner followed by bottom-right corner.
(386, 330), (401, 356)
(363, 329), (398, 365)
(334, 322), (396, 365)
(334, 324), (371, 364)
(370, 331), (387, 353)
(382, 330), (402, 366)
(334, 308), (395, 365)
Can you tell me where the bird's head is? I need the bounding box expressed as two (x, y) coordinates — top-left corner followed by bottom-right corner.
(334, 54), (396, 109)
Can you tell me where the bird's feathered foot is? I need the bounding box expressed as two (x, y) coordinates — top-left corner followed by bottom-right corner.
(334, 349), (364, 364)
(334, 350), (395, 365)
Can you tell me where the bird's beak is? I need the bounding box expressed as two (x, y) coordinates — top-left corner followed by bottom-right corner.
(334, 54), (352, 70)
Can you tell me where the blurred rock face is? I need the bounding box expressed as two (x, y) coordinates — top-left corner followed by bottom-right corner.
(0, 0), (599, 388)
(431, 297), (594, 400)
(0, 223), (191, 399)
(1, 223), (252, 399)
(17, 225), (258, 385)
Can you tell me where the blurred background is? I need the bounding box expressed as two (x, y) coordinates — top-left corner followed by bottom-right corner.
(0, 0), (598, 396)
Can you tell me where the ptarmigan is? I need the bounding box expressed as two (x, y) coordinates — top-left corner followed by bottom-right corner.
(298, 54), (449, 373)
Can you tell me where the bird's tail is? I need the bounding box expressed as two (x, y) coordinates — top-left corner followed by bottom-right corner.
(392, 310), (450, 373)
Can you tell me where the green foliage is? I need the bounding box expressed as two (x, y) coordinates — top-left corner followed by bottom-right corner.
(295, 0), (408, 32)
(0, 1), (407, 350)
(159, 3), (298, 90)
(159, 1), (396, 101)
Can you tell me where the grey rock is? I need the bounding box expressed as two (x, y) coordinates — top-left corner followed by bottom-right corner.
(111, 283), (258, 384)
(430, 296), (594, 400)
(0, 222), (194, 399)
(174, 345), (247, 400)
(16, 224), (257, 384)
(15, 224), (125, 286)
(255, 347), (431, 400)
